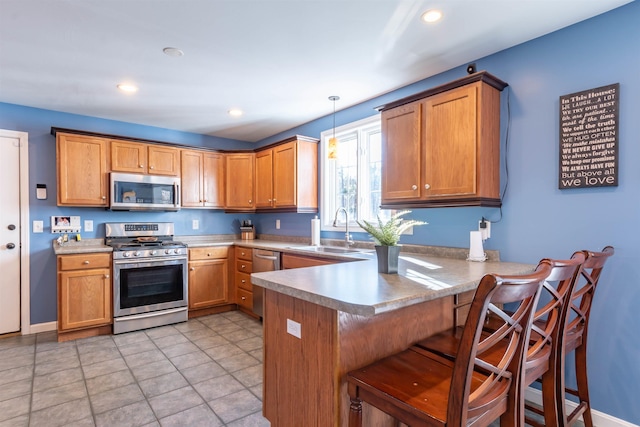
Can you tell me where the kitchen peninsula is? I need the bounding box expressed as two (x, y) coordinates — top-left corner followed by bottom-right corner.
(251, 253), (533, 426)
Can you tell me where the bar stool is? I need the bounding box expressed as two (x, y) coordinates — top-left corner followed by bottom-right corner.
(555, 246), (614, 427)
(346, 260), (552, 427)
(414, 252), (585, 426)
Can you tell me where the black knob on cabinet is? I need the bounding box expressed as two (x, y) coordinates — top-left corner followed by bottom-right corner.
(7, 224), (16, 230)
(6, 243), (16, 249)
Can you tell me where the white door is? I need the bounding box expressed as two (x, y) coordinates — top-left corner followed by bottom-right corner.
(0, 133), (22, 334)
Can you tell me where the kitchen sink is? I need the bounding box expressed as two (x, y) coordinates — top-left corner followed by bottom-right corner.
(287, 245), (369, 254)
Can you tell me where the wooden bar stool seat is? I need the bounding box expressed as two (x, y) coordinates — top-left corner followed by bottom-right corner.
(346, 260), (552, 427)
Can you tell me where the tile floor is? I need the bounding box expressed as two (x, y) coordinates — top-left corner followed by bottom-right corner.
(0, 311), (270, 427)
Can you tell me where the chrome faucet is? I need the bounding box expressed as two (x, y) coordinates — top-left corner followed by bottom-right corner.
(333, 207), (354, 247)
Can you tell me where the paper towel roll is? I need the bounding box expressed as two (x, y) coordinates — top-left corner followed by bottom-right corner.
(311, 216), (321, 246)
(467, 230), (487, 262)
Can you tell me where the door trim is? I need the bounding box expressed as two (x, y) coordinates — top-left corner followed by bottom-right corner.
(0, 129), (30, 335)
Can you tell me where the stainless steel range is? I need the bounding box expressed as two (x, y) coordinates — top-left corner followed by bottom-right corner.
(105, 222), (188, 334)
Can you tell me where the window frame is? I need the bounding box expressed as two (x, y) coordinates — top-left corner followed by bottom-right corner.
(319, 114), (383, 233)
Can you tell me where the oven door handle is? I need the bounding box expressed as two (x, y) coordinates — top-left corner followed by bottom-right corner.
(113, 256), (187, 265)
(114, 306), (187, 322)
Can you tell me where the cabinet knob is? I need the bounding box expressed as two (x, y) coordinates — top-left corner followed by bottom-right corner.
(241, 279), (246, 284)
(83, 260), (90, 264)
(424, 184), (431, 190)
(139, 164), (144, 168)
(241, 264), (246, 269)
(411, 185), (418, 190)
(102, 196), (107, 200)
(241, 296), (246, 300)
(248, 199), (252, 204)
(104, 274), (110, 279)
(268, 199), (272, 202)
(190, 267), (195, 271)
(241, 252), (246, 256)
(149, 165), (154, 170)
(207, 253), (211, 257)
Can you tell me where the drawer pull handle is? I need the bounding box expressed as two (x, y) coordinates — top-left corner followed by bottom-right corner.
(83, 260), (90, 264)
(241, 296), (246, 300)
(241, 279), (246, 283)
(241, 264), (246, 268)
(207, 253), (211, 256)
(424, 184), (431, 190)
(411, 184), (418, 190)
(104, 274), (110, 279)
(190, 267), (195, 271)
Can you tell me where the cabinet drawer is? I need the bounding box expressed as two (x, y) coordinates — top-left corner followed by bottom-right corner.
(189, 246), (229, 261)
(236, 247), (252, 261)
(282, 254), (337, 269)
(236, 271), (253, 291)
(236, 259), (253, 273)
(58, 253), (111, 271)
(237, 288), (253, 310)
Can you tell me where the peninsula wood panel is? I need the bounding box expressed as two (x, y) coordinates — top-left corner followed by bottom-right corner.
(262, 289), (453, 426)
(263, 290), (338, 426)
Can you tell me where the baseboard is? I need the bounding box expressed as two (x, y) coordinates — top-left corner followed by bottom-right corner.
(526, 388), (639, 427)
(28, 321), (57, 334)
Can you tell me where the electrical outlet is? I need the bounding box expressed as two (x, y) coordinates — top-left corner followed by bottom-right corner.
(287, 318), (301, 339)
(192, 219), (199, 230)
(276, 219), (281, 230)
(84, 220), (93, 232)
(479, 219), (491, 240)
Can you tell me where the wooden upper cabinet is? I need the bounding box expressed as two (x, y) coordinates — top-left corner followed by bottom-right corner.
(253, 137), (318, 213)
(57, 133), (109, 206)
(225, 152), (255, 211)
(380, 72), (506, 208)
(381, 102), (423, 202)
(111, 141), (179, 176)
(255, 149), (274, 209)
(181, 150), (225, 208)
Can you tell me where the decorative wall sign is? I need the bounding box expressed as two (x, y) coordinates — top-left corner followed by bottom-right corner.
(559, 83), (619, 189)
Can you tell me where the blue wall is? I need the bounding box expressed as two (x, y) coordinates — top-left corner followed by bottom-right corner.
(1, 2), (639, 423)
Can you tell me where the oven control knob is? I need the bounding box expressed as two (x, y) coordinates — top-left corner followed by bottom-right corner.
(174, 248), (182, 255)
(165, 249), (171, 255)
(123, 252), (131, 258)
(150, 250), (157, 256)
(134, 251), (141, 257)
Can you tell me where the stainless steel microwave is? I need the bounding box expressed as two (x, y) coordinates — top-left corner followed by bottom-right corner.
(110, 172), (181, 211)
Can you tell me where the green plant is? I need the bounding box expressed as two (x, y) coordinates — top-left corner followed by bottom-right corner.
(356, 210), (427, 246)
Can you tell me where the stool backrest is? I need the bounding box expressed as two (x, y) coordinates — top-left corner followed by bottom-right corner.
(448, 260), (552, 423)
(565, 246), (614, 346)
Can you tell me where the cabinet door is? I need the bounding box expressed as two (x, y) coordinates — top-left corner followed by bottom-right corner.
(381, 102), (422, 202)
(57, 134), (109, 206)
(273, 141), (297, 208)
(423, 84), (477, 198)
(225, 153), (255, 210)
(255, 149), (274, 208)
(148, 145), (179, 176)
(203, 152), (225, 208)
(189, 259), (229, 309)
(58, 268), (112, 330)
(111, 141), (148, 173)
(181, 150), (203, 207)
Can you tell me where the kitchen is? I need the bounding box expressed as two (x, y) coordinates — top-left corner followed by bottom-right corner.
(1, 1), (640, 426)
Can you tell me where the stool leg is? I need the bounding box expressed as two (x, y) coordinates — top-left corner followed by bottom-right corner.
(349, 396), (363, 427)
(541, 367), (560, 427)
(575, 343), (594, 427)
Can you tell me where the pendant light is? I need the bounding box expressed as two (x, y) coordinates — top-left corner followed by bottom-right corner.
(327, 95), (340, 159)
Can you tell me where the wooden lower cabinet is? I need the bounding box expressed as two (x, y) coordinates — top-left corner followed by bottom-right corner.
(234, 247), (256, 315)
(57, 253), (112, 342)
(188, 246), (234, 317)
(282, 253), (341, 269)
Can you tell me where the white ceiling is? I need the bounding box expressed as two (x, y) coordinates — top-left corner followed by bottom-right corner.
(0, 0), (632, 142)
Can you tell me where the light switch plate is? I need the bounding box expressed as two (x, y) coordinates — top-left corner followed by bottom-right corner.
(84, 220), (93, 232)
(286, 318), (301, 339)
(33, 220), (44, 233)
(192, 219), (199, 230)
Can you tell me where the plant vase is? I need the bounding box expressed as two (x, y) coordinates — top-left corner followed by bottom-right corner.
(375, 245), (401, 274)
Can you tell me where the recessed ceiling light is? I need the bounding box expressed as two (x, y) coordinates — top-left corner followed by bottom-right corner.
(421, 9), (443, 23)
(117, 83), (138, 93)
(228, 109), (243, 117)
(163, 47), (184, 57)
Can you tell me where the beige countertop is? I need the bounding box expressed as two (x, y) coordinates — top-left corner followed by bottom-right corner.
(251, 253), (534, 317)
